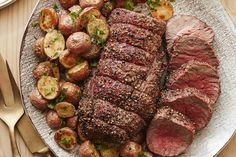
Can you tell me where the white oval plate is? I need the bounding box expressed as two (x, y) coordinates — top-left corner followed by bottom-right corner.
(0, 0), (16, 9)
(19, 0), (236, 157)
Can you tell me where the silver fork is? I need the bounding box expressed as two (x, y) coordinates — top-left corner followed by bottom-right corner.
(0, 55), (24, 157)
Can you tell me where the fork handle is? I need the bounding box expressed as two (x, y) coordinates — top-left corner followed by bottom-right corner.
(9, 125), (20, 157)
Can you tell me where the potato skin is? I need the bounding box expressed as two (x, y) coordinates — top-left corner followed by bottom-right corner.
(33, 37), (47, 60)
(59, 49), (79, 68)
(33, 61), (54, 80)
(101, 1), (114, 17)
(61, 82), (81, 104)
(58, 10), (81, 37)
(39, 8), (59, 31)
(29, 89), (49, 110)
(59, 0), (77, 9)
(79, 0), (104, 10)
(79, 141), (100, 157)
(79, 7), (101, 27)
(54, 127), (77, 151)
(77, 126), (88, 142)
(68, 60), (90, 81)
(46, 110), (62, 129)
(82, 44), (101, 60)
(55, 102), (76, 118)
(120, 142), (142, 157)
(66, 115), (78, 130)
(66, 32), (92, 54)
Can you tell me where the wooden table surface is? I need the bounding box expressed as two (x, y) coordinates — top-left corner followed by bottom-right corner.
(0, 0), (235, 156)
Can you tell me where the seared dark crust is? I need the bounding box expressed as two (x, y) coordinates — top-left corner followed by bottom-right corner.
(109, 23), (161, 52)
(101, 42), (155, 66)
(109, 8), (166, 36)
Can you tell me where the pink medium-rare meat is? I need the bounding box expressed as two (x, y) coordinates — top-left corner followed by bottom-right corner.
(147, 106), (195, 157)
(109, 8), (166, 36)
(160, 88), (213, 130)
(109, 23), (161, 52)
(167, 60), (220, 104)
(169, 35), (219, 71)
(77, 8), (166, 144)
(166, 15), (214, 51)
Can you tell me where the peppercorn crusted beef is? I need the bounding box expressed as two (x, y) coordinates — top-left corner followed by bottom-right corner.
(77, 9), (166, 144)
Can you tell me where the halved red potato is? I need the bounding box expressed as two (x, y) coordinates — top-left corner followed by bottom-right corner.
(150, 1), (174, 21)
(29, 89), (49, 110)
(51, 62), (60, 80)
(66, 115), (78, 130)
(82, 44), (101, 60)
(87, 18), (109, 46)
(33, 61), (54, 80)
(79, 141), (100, 157)
(65, 73), (77, 83)
(33, 37), (47, 60)
(66, 32), (92, 54)
(69, 5), (82, 13)
(59, 49), (79, 68)
(101, 1), (114, 17)
(79, 7), (101, 27)
(54, 127), (77, 151)
(77, 126), (88, 142)
(67, 60), (90, 81)
(61, 82), (81, 104)
(39, 8), (59, 31)
(100, 146), (119, 157)
(37, 76), (60, 100)
(46, 110), (62, 129)
(55, 102), (76, 118)
(44, 30), (65, 60)
(120, 142), (142, 157)
(80, 0), (104, 10)
(58, 10), (81, 37)
(59, 0), (77, 9)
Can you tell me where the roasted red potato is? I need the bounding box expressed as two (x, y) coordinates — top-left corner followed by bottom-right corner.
(59, 0), (77, 9)
(150, 1), (174, 21)
(69, 5), (82, 13)
(33, 37), (47, 60)
(120, 141), (142, 157)
(61, 82), (81, 104)
(79, 0), (104, 10)
(39, 8), (59, 31)
(59, 49), (79, 69)
(82, 44), (101, 60)
(46, 110), (62, 129)
(29, 89), (49, 110)
(37, 76), (60, 100)
(58, 10), (81, 37)
(139, 151), (154, 157)
(54, 127), (77, 151)
(44, 30), (65, 60)
(55, 102), (76, 118)
(66, 115), (78, 130)
(79, 140), (100, 157)
(67, 60), (90, 81)
(33, 61), (54, 80)
(79, 7), (101, 27)
(87, 18), (109, 46)
(101, 1), (114, 17)
(66, 32), (92, 54)
(77, 126), (88, 142)
(65, 73), (77, 83)
(100, 146), (119, 157)
(51, 62), (60, 80)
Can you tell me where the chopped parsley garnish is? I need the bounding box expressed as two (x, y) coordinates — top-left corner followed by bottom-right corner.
(47, 101), (56, 109)
(57, 88), (67, 102)
(147, 0), (160, 10)
(31, 21), (39, 27)
(60, 138), (70, 148)
(76, 90), (81, 99)
(104, 2), (113, 11)
(47, 28), (53, 33)
(69, 11), (80, 23)
(88, 14), (97, 21)
(91, 26), (106, 47)
(60, 120), (66, 128)
(124, 0), (135, 11)
(90, 62), (97, 68)
(95, 144), (108, 151)
(53, 4), (60, 12)
(49, 34), (60, 45)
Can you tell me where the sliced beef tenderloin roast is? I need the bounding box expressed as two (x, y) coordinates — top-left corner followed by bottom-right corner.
(77, 8), (166, 144)
(160, 88), (213, 130)
(166, 15), (214, 51)
(167, 60), (220, 104)
(147, 106), (195, 157)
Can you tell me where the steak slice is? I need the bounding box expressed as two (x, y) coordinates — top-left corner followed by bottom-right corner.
(93, 99), (146, 137)
(83, 76), (133, 105)
(101, 42), (155, 66)
(167, 60), (220, 104)
(166, 15), (214, 51)
(109, 23), (161, 52)
(160, 88), (213, 130)
(96, 59), (148, 88)
(109, 8), (166, 36)
(169, 35), (219, 71)
(147, 106), (195, 157)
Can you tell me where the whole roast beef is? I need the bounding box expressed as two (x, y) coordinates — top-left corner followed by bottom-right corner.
(77, 8), (166, 144)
